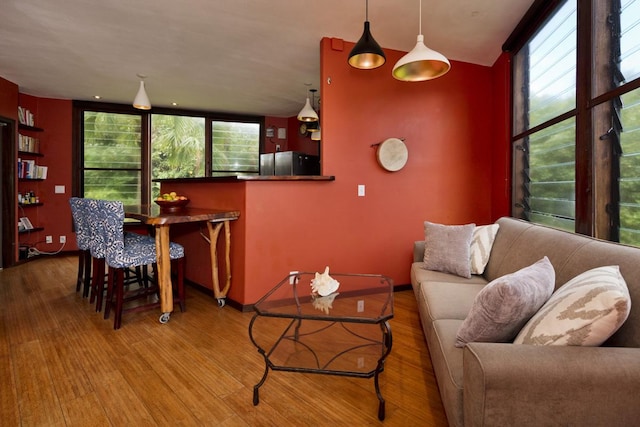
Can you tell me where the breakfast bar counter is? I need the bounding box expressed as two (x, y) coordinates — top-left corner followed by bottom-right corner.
(125, 204), (240, 319)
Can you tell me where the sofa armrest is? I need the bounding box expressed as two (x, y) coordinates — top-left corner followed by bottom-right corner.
(463, 343), (640, 427)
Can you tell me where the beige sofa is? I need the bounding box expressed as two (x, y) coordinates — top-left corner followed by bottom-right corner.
(411, 217), (640, 427)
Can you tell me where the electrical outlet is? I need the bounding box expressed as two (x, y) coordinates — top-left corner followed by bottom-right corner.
(45, 235), (52, 244)
(59, 235), (66, 244)
(357, 300), (365, 312)
(357, 357), (365, 369)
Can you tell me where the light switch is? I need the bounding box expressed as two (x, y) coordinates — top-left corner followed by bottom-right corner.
(358, 185), (365, 197)
(54, 185), (65, 194)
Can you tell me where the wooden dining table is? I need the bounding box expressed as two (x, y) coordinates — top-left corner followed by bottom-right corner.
(124, 204), (240, 323)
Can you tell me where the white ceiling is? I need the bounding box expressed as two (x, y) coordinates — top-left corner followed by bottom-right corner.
(0, 0), (534, 118)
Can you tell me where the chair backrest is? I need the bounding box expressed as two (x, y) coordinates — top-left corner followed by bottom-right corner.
(69, 197), (91, 250)
(81, 198), (107, 259)
(97, 200), (130, 268)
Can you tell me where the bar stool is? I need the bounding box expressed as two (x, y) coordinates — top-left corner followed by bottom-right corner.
(69, 197), (92, 297)
(96, 200), (185, 330)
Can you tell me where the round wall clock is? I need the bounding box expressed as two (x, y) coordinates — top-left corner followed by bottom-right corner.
(299, 123), (308, 135)
(376, 138), (408, 172)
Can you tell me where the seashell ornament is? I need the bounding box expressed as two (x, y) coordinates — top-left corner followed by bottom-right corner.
(310, 266), (340, 296)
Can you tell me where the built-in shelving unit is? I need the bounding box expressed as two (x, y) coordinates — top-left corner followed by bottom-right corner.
(17, 107), (46, 245)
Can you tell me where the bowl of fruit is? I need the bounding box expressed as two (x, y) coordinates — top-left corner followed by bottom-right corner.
(155, 192), (190, 212)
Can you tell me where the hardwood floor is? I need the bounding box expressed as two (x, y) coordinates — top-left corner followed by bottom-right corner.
(0, 255), (448, 426)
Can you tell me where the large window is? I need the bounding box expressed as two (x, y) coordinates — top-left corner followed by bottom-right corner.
(82, 111), (142, 204)
(74, 103), (263, 204)
(510, 0), (640, 246)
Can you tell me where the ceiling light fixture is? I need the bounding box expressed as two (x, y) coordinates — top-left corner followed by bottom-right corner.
(133, 74), (151, 110)
(348, 0), (386, 69)
(392, 0), (450, 81)
(297, 87), (319, 122)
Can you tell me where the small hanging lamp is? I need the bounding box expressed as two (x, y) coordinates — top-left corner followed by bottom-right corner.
(348, 0), (386, 70)
(133, 74), (151, 110)
(297, 88), (319, 122)
(392, 0), (450, 81)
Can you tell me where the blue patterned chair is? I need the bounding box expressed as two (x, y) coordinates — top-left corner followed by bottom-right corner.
(96, 200), (185, 330)
(74, 197), (150, 312)
(69, 197), (92, 297)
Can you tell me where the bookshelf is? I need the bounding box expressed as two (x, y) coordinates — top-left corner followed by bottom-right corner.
(17, 107), (46, 242)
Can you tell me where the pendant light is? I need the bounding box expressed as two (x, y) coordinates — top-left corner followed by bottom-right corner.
(392, 0), (450, 81)
(133, 74), (151, 110)
(308, 89), (321, 132)
(297, 88), (319, 122)
(348, 0), (386, 69)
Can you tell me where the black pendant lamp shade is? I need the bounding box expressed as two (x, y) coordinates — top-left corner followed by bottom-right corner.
(348, 1), (386, 69)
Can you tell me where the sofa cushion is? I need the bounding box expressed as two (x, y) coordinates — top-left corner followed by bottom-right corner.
(430, 319), (466, 427)
(514, 265), (631, 346)
(470, 224), (499, 275)
(421, 281), (487, 322)
(423, 222), (475, 278)
(455, 257), (555, 348)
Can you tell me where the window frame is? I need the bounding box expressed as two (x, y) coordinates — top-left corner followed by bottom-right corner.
(72, 101), (265, 204)
(506, 0), (640, 242)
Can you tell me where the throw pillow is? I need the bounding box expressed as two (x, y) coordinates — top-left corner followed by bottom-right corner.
(423, 222), (475, 278)
(514, 266), (631, 346)
(470, 224), (500, 275)
(455, 257), (555, 348)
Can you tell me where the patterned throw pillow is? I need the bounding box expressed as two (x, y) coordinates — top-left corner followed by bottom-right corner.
(514, 266), (631, 346)
(470, 224), (499, 275)
(455, 257), (555, 347)
(423, 222), (475, 278)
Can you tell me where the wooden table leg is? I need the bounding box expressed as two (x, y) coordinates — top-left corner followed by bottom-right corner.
(155, 224), (174, 315)
(206, 221), (224, 303)
(221, 220), (232, 297)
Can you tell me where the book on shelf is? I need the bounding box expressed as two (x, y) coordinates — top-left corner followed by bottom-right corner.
(19, 217), (34, 230)
(17, 106), (35, 126)
(18, 134), (40, 153)
(36, 166), (48, 180)
(17, 159), (46, 179)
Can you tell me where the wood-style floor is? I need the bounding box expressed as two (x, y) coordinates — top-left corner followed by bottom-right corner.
(0, 255), (448, 426)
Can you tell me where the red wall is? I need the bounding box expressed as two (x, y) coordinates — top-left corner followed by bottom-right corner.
(263, 116), (289, 153)
(17, 94), (75, 255)
(0, 77), (19, 119)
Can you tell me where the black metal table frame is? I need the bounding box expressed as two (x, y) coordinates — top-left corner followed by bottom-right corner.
(248, 273), (393, 421)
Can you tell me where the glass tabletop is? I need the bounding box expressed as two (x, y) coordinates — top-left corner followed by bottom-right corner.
(253, 272), (394, 323)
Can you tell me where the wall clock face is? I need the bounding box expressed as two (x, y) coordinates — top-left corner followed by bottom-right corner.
(299, 123), (307, 135)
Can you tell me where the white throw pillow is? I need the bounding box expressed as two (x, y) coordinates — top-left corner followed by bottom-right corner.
(514, 266), (631, 346)
(470, 224), (499, 275)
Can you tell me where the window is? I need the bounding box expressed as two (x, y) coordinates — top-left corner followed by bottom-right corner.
(211, 121), (260, 176)
(509, 0), (640, 245)
(74, 102), (263, 204)
(151, 114), (205, 198)
(82, 111), (142, 204)
(512, 0), (577, 231)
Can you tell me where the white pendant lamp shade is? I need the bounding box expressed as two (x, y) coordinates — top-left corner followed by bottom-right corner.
(133, 79), (151, 110)
(297, 96), (318, 122)
(392, 34), (450, 81)
(392, 0), (450, 82)
(311, 127), (321, 141)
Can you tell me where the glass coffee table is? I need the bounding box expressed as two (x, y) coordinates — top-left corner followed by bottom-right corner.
(248, 272), (394, 420)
